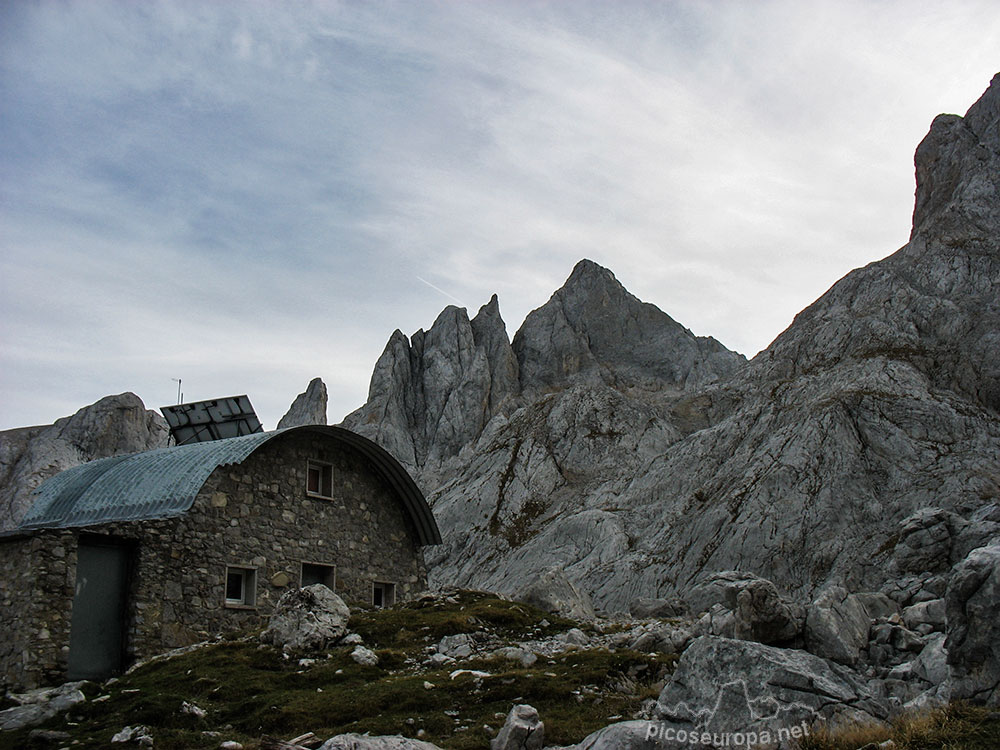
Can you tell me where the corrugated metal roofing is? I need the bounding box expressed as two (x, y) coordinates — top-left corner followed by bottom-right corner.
(20, 431), (276, 529)
(19, 426), (442, 545)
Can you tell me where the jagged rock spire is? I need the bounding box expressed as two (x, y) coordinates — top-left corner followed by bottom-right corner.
(277, 377), (328, 429)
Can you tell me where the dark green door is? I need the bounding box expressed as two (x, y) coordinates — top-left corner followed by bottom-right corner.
(67, 540), (130, 680)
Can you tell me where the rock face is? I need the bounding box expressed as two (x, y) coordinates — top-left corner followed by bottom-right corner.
(512, 260), (744, 397)
(340, 74), (1000, 614)
(0, 393), (169, 530)
(342, 295), (520, 472)
(277, 377), (328, 428)
(945, 542), (1000, 704)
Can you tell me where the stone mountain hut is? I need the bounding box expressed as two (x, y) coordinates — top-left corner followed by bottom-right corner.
(0, 424), (441, 690)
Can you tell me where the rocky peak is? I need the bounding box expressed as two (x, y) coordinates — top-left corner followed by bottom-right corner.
(512, 259), (745, 395)
(470, 295), (519, 416)
(342, 298), (519, 474)
(0, 393), (169, 530)
(752, 73), (1000, 414)
(912, 72), (1000, 240)
(277, 377), (328, 429)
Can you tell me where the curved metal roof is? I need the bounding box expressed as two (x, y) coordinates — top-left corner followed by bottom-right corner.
(20, 426), (441, 546)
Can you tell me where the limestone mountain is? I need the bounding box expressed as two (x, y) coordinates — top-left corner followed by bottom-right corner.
(346, 74), (1000, 612)
(513, 258), (745, 396)
(342, 261), (744, 477)
(0, 381), (334, 531)
(0, 393), (170, 530)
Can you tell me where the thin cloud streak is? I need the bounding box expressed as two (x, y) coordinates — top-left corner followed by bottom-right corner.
(1, 1), (998, 430)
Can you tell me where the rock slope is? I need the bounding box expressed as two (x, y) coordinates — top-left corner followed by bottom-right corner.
(346, 74), (1000, 613)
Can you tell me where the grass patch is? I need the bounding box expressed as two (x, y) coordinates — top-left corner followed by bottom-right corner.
(0, 592), (665, 750)
(797, 703), (1000, 750)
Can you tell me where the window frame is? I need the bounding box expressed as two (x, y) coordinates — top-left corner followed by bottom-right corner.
(224, 566), (257, 609)
(300, 561), (337, 591)
(306, 460), (333, 499)
(372, 580), (396, 608)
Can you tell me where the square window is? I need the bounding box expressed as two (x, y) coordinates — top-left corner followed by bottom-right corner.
(306, 460), (333, 498)
(372, 581), (395, 608)
(224, 566), (256, 607)
(301, 562), (336, 590)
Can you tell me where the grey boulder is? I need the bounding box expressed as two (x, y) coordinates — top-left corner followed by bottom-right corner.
(0, 681), (88, 731)
(516, 566), (596, 620)
(656, 636), (888, 734)
(491, 704), (544, 750)
(260, 584), (350, 652)
(945, 542), (1000, 704)
(805, 587), (896, 666)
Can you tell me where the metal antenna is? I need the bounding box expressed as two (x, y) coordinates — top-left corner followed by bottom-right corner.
(171, 378), (182, 405)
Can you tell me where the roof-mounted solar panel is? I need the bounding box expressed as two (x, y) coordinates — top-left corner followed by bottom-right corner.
(161, 395), (263, 445)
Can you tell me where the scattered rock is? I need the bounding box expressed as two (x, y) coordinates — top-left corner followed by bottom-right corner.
(516, 567), (596, 621)
(0, 681), (88, 731)
(732, 577), (803, 644)
(260, 585), (350, 653)
(491, 704), (544, 750)
(436, 633), (475, 659)
(569, 719), (684, 749)
(492, 646), (538, 667)
(561, 628), (589, 646)
(181, 700), (207, 719)
(319, 734), (443, 750)
(350, 646), (379, 667)
(628, 597), (688, 620)
(901, 599), (946, 632)
(111, 725), (154, 746)
(805, 586), (886, 666)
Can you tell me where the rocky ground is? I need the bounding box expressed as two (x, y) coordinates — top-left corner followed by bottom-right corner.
(2, 576), (999, 749)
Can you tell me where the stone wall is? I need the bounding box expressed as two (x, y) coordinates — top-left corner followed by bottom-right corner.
(0, 529), (76, 690)
(0, 430), (431, 689)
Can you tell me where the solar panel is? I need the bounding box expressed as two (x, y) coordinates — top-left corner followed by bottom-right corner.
(161, 395), (263, 445)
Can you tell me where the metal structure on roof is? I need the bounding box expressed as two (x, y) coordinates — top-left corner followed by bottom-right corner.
(19, 426), (442, 546)
(161, 395), (263, 445)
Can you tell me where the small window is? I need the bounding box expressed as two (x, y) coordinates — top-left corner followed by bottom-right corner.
(306, 460), (333, 498)
(372, 581), (395, 608)
(301, 562), (336, 590)
(225, 566), (256, 607)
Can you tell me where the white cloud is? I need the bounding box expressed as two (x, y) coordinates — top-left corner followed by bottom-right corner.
(1, 0), (998, 430)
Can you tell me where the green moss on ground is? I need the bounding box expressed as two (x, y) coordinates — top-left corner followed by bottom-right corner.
(0, 591), (670, 750)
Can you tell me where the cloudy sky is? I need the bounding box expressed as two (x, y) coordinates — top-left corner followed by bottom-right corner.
(1, 1), (997, 431)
